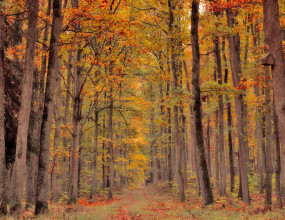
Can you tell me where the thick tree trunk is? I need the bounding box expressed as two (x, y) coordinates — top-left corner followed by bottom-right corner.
(51, 61), (62, 203)
(25, 152), (38, 208)
(25, 95), (39, 209)
(29, 0), (52, 205)
(263, 0), (285, 197)
(226, 6), (250, 204)
(35, 0), (63, 214)
(273, 105), (282, 207)
(0, 6), (7, 215)
(191, 1), (214, 205)
(11, 0), (39, 214)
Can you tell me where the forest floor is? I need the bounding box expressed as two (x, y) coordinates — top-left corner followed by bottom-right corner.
(7, 184), (285, 219)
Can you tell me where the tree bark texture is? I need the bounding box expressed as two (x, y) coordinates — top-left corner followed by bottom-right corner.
(69, 48), (83, 203)
(35, 0), (62, 214)
(263, 0), (285, 196)
(0, 5), (7, 215)
(191, 1), (214, 205)
(11, 0), (39, 214)
(226, 6), (250, 204)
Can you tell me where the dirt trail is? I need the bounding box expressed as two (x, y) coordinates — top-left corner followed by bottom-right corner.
(109, 187), (192, 220)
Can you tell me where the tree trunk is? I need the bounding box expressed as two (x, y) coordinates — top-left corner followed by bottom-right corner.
(11, 0), (39, 214)
(226, 6), (250, 204)
(184, 47), (201, 196)
(149, 82), (158, 184)
(263, 0), (285, 197)
(0, 6), (7, 215)
(168, 0), (185, 202)
(51, 60), (62, 203)
(69, 48), (83, 203)
(191, 1), (214, 205)
(90, 111), (99, 199)
(215, 109), (219, 189)
(25, 83), (39, 209)
(222, 39), (235, 192)
(166, 73), (172, 185)
(206, 103), (212, 178)
(255, 85), (264, 194)
(108, 90), (114, 199)
(102, 110), (106, 189)
(273, 105), (282, 207)
(35, 0), (63, 214)
(213, 36), (226, 196)
(62, 52), (72, 194)
(264, 65), (273, 205)
(124, 144), (128, 188)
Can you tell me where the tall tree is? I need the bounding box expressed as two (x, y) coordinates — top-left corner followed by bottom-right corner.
(222, 39), (235, 192)
(68, 48), (83, 203)
(11, 0), (39, 214)
(213, 36), (226, 196)
(226, 4), (250, 204)
(107, 86), (114, 199)
(51, 59), (63, 203)
(90, 110), (99, 199)
(263, 0), (285, 196)
(0, 2), (7, 214)
(191, 0), (214, 205)
(62, 52), (72, 194)
(35, 0), (63, 214)
(168, 0), (185, 202)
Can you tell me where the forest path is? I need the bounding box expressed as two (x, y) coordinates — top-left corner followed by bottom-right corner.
(20, 186), (285, 219)
(108, 187), (191, 220)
